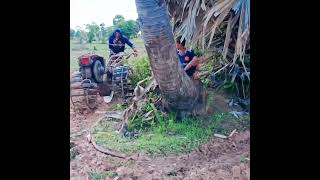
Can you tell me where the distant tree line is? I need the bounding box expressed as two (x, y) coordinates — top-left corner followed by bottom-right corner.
(70, 15), (140, 44)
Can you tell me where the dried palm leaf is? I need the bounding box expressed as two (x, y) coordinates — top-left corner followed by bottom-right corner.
(203, 0), (233, 29)
(232, 0), (245, 65)
(222, 12), (239, 59)
(206, 0), (236, 48)
(166, 0), (250, 96)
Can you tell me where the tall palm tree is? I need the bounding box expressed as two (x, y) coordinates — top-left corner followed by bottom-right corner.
(135, 0), (205, 115)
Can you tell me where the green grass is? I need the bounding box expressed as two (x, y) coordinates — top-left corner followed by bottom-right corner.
(92, 112), (250, 157)
(88, 171), (118, 180)
(212, 112), (250, 135)
(127, 57), (151, 85)
(109, 103), (128, 111)
(70, 38), (147, 72)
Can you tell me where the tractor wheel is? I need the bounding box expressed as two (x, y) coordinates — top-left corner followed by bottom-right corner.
(70, 88), (98, 112)
(70, 75), (99, 113)
(93, 60), (104, 83)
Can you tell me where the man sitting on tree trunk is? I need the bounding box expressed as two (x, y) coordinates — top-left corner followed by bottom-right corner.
(176, 36), (200, 80)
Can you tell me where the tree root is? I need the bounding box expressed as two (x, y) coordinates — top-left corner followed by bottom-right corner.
(88, 133), (127, 159)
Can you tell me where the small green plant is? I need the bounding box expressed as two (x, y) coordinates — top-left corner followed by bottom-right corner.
(192, 47), (204, 57)
(127, 100), (163, 132)
(110, 103), (128, 111)
(70, 148), (78, 160)
(240, 155), (250, 163)
(221, 81), (237, 94)
(70, 142), (78, 160)
(203, 78), (213, 88)
(88, 171), (118, 180)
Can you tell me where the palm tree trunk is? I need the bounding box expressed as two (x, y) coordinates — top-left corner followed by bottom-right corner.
(135, 0), (206, 116)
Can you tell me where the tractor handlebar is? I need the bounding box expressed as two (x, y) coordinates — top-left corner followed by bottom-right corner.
(109, 43), (125, 47)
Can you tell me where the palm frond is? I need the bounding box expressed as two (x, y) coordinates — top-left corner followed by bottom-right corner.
(165, 0), (250, 98)
(166, 0), (250, 56)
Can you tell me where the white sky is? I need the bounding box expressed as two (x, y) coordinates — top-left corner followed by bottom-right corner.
(70, 0), (138, 29)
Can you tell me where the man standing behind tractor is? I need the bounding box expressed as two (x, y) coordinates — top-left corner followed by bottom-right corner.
(108, 28), (138, 56)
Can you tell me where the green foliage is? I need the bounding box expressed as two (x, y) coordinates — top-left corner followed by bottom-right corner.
(105, 26), (116, 39)
(74, 30), (81, 39)
(128, 57), (151, 85)
(93, 110), (250, 157)
(71, 15), (140, 43)
(99, 23), (106, 37)
(196, 51), (250, 98)
(94, 115), (213, 156)
(134, 118), (214, 156)
(98, 23), (107, 44)
(89, 171), (118, 180)
(78, 30), (88, 44)
(192, 47), (204, 57)
(110, 103), (128, 111)
(211, 113), (250, 135)
(116, 20), (139, 38)
(113, 15), (125, 25)
(86, 23), (100, 43)
(74, 28), (85, 44)
(221, 80), (238, 96)
(70, 29), (75, 39)
(101, 38), (107, 44)
(111, 15), (140, 39)
(127, 98), (160, 132)
(93, 108), (249, 157)
(198, 53), (214, 88)
(70, 143), (78, 160)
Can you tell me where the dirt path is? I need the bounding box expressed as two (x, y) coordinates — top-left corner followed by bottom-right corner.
(70, 94), (250, 180)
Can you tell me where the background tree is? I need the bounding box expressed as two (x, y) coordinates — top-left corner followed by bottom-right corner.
(74, 26), (87, 44)
(79, 30), (88, 44)
(70, 28), (75, 39)
(113, 15), (125, 26)
(115, 20), (139, 38)
(85, 23), (100, 43)
(99, 23), (107, 43)
(106, 26), (116, 38)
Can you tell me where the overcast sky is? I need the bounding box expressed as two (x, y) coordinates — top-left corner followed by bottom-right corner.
(70, 0), (138, 29)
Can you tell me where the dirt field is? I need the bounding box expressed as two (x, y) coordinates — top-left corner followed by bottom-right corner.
(70, 94), (250, 180)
